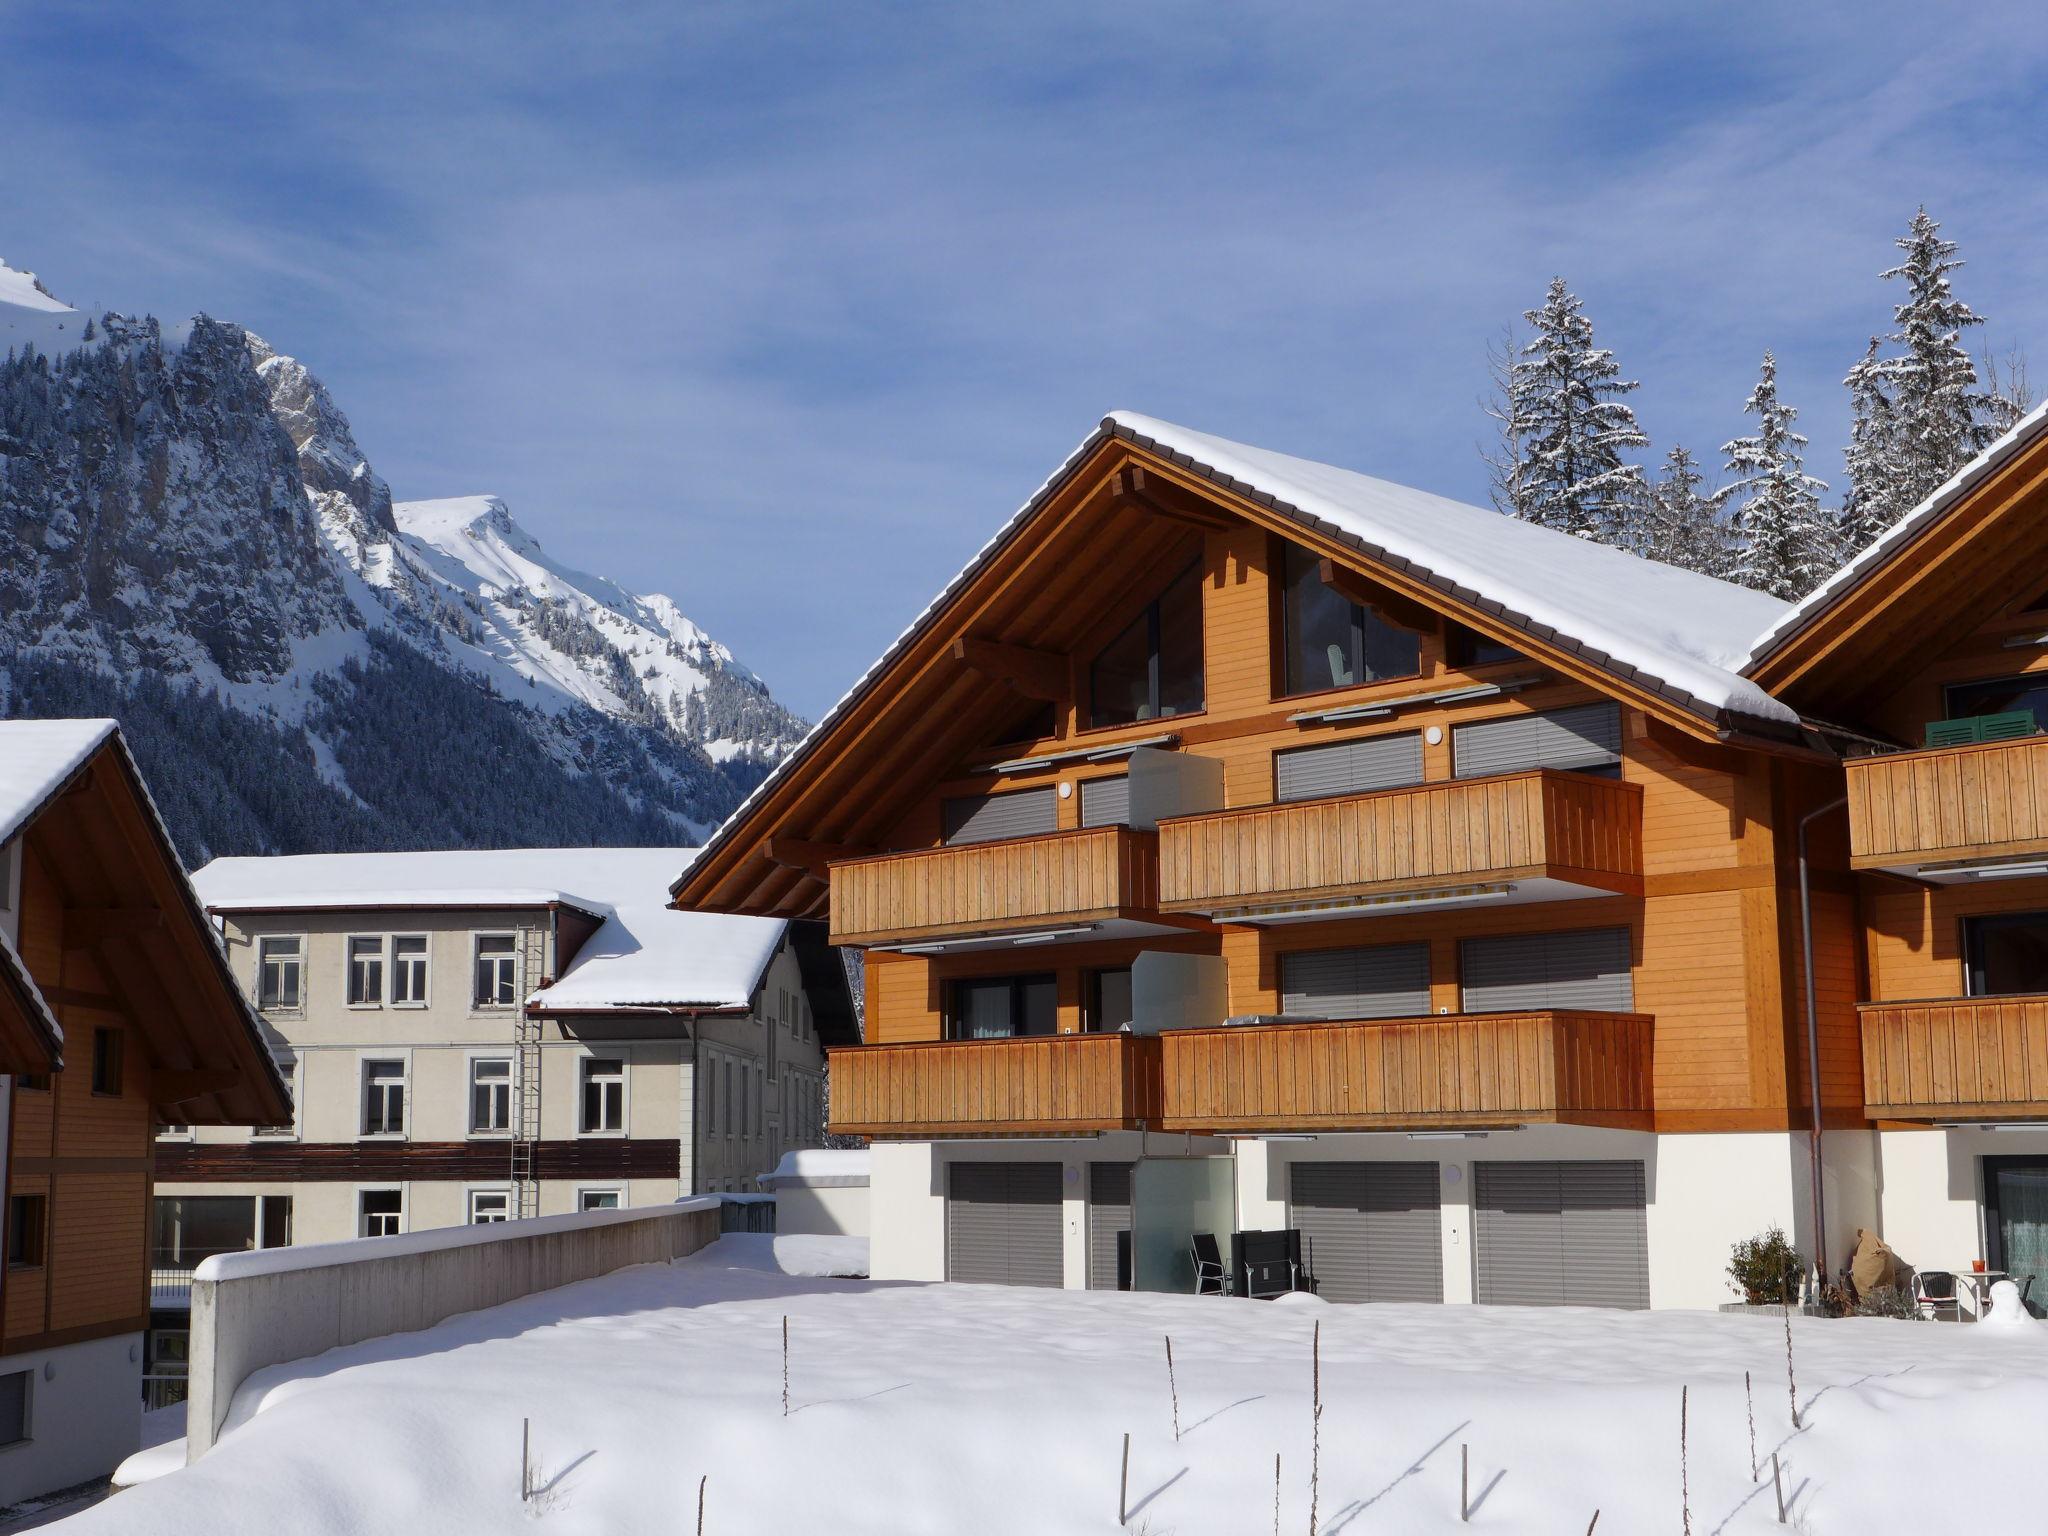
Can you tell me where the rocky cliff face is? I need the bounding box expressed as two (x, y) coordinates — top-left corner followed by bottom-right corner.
(0, 260), (806, 863)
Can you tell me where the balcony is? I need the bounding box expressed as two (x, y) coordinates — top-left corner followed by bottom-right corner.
(1846, 736), (2048, 879)
(1860, 997), (2048, 1121)
(828, 825), (1166, 949)
(1156, 769), (1642, 921)
(827, 1032), (1164, 1138)
(1155, 1010), (1654, 1132)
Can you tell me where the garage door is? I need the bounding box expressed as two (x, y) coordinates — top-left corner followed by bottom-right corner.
(947, 1162), (1064, 1287)
(1291, 1161), (1443, 1303)
(1473, 1160), (1649, 1309)
(1087, 1162), (1133, 1290)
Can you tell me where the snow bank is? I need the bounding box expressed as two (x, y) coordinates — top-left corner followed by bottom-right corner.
(712, 1232), (870, 1278)
(762, 1148), (871, 1187)
(72, 1237), (2048, 1535)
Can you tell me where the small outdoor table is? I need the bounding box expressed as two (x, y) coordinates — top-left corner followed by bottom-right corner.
(1957, 1268), (2009, 1318)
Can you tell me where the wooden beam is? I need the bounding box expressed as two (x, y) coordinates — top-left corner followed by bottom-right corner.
(1109, 467), (1236, 532)
(1317, 557), (1441, 635)
(764, 837), (871, 880)
(152, 1068), (242, 1106)
(950, 636), (1072, 705)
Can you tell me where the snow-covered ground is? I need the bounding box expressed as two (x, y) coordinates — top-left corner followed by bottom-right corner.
(72, 1236), (2043, 1534)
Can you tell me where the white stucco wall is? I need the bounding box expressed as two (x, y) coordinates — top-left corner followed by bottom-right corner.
(774, 1184), (870, 1237)
(1874, 1126), (2048, 1282)
(0, 1333), (141, 1506)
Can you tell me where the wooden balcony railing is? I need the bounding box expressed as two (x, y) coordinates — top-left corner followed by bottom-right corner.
(827, 1032), (1164, 1138)
(1846, 736), (2048, 872)
(1156, 768), (1642, 916)
(1860, 997), (2048, 1120)
(828, 825), (1161, 947)
(1156, 1010), (1653, 1132)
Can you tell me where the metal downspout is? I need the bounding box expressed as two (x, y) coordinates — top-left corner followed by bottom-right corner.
(1798, 795), (1847, 1291)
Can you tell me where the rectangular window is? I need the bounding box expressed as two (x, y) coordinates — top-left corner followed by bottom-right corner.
(724, 1060), (735, 1137)
(1275, 732), (1424, 803)
(705, 1056), (719, 1135)
(467, 1189), (511, 1225)
(91, 1028), (124, 1096)
(941, 787), (1058, 846)
(1086, 968), (1135, 1032)
(578, 1189), (622, 1212)
(14, 1072), (47, 1093)
(1945, 675), (2048, 727)
(360, 1058), (406, 1137)
(1453, 702), (1622, 780)
(469, 1058), (513, 1134)
(1279, 944), (1431, 1019)
(766, 1017), (779, 1081)
(254, 1058), (297, 1138)
(1089, 561), (1205, 727)
(1446, 621), (1524, 669)
(7, 1195), (46, 1269)
(258, 936), (304, 1010)
(0, 1370), (27, 1448)
(1965, 912), (2048, 998)
(1079, 775), (1131, 828)
(391, 935), (429, 1006)
(346, 935), (384, 1006)
(580, 1057), (625, 1134)
(1279, 542), (1421, 696)
(473, 934), (519, 1008)
(946, 974), (1058, 1040)
(1459, 927), (1634, 1013)
(259, 1195), (294, 1248)
(358, 1189), (403, 1239)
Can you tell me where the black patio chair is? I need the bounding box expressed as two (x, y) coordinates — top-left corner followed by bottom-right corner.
(1192, 1233), (1230, 1296)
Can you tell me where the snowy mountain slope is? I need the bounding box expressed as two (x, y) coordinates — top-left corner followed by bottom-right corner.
(0, 258), (807, 862)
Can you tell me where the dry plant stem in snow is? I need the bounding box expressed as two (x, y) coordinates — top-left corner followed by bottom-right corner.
(1782, 1297), (1800, 1429)
(1460, 1443), (1469, 1523)
(1273, 1453), (1281, 1536)
(520, 1417), (531, 1504)
(782, 1315), (790, 1418)
(1586, 1512), (1599, 1535)
(1165, 1335), (1181, 1442)
(1745, 1369), (1757, 1481)
(1119, 1431), (1130, 1526)
(696, 1474), (706, 1536)
(1680, 1385), (1691, 1536)
(1308, 1321), (1321, 1536)
(1772, 1451), (1786, 1524)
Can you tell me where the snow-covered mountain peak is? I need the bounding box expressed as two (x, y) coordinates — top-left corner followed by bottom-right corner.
(0, 259), (71, 314)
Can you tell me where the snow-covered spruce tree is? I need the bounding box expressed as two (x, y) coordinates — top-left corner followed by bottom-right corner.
(1483, 279), (1648, 541)
(1857, 208), (1999, 526)
(1716, 353), (1837, 602)
(1640, 445), (1732, 578)
(1838, 336), (1902, 551)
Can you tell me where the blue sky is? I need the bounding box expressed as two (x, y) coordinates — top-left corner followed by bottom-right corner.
(7, 3), (2047, 719)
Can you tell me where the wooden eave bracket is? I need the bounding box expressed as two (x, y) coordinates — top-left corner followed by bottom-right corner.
(764, 837), (870, 880)
(1108, 466), (1236, 532)
(1316, 557), (1442, 635)
(950, 636), (1072, 706)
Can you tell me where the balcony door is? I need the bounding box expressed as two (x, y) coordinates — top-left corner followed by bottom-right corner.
(946, 974), (1057, 1040)
(1985, 1158), (2048, 1318)
(1964, 913), (2048, 997)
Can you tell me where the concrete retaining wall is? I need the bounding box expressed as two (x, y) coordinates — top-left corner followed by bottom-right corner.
(186, 1199), (720, 1459)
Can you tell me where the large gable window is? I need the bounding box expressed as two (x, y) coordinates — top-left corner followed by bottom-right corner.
(1088, 563), (1204, 728)
(1279, 543), (1420, 696)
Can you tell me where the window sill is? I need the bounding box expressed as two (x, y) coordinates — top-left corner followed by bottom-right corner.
(466, 1132), (514, 1142)
(6, 1263), (42, 1274)
(357, 1133), (408, 1142)
(346, 1002), (384, 1011)
(391, 1002), (430, 1011)
(576, 1130), (628, 1140)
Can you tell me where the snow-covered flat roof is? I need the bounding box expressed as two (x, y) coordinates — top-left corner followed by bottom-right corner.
(762, 1148), (870, 1188)
(194, 847), (786, 1010)
(0, 718), (119, 848)
(1743, 397), (2048, 667)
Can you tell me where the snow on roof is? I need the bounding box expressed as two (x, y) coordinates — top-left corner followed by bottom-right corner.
(0, 719), (118, 848)
(762, 1148), (870, 1188)
(0, 929), (64, 1055)
(1109, 413), (1795, 725)
(681, 413), (1797, 895)
(1742, 398), (2048, 668)
(193, 848), (786, 1011)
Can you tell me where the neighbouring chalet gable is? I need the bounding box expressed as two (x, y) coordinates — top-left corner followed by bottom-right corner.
(1744, 400), (2048, 729)
(673, 413), (1809, 921)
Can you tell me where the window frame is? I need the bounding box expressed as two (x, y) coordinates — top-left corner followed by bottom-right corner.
(345, 934), (386, 1009)
(356, 1185), (406, 1239)
(465, 1187), (513, 1225)
(577, 1187), (625, 1213)
(472, 932), (521, 1011)
(1274, 540), (1423, 701)
(358, 1053), (409, 1140)
(390, 933), (431, 1009)
(1085, 967), (1135, 1033)
(90, 1027), (124, 1097)
(0, 1368), (30, 1450)
(1962, 911), (2048, 999)
(944, 973), (1059, 1041)
(467, 1053), (515, 1138)
(256, 934), (306, 1012)
(6, 1194), (47, 1271)
(577, 1052), (629, 1138)
(1085, 559), (1207, 730)
(253, 1053), (301, 1140)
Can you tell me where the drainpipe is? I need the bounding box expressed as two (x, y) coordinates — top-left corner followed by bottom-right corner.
(1797, 795), (1847, 1292)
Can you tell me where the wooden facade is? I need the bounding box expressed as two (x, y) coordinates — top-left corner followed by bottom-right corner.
(1860, 998), (2048, 1121)
(828, 1032), (1163, 1138)
(1157, 768), (1642, 915)
(1846, 735), (2048, 871)
(0, 728), (289, 1361)
(829, 825), (1163, 947)
(1156, 1010), (1654, 1133)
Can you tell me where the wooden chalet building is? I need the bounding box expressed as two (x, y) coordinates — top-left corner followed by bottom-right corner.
(673, 408), (2048, 1313)
(0, 721), (290, 1503)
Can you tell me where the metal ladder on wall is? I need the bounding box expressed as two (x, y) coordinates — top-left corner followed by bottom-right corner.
(511, 1010), (543, 1217)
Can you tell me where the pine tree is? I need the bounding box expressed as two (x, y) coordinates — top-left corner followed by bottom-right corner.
(1641, 445), (1731, 577)
(1483, 278), (1648, 540)
(1717, 353), (1837, 601)
(1870, 208), (1997, 518)
(1839, 336), (1901, 550)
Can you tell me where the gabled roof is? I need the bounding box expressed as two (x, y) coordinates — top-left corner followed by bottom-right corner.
(195, 848), (790, 1013)
(0, 931), (64, 1071)
(672, 412), (1802, 918)
(0, 719), (291, 1123)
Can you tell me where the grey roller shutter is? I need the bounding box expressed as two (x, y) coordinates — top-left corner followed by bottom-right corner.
(1276, 732), (1424, 803)
(1279, 943), (1430, 1019)
(1459, 927), (1632, 1013)
(942, 788), (1059, 845)
(947, 1162), (1063, 1287)
(1079, 776), (1131, 828)
(1087, 1162), (1133, 1290)
(1453, 702), (1621, 780)
(1290, 1161), (1443, 1304)
(1473, 1160), (1647, 1309)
